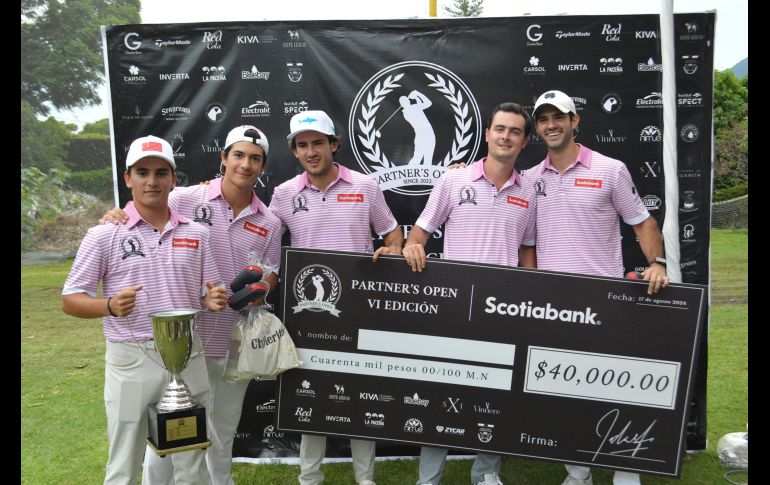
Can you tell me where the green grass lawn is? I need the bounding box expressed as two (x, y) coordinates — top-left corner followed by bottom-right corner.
(21, 230), (748, 484)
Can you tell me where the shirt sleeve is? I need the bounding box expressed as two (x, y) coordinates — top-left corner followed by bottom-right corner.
(268, 185), (289, 239)
(522, 190), (536, 247)
(415, 172), (452, 233)
(62, 226), (107, 296)
(368, 181), (399, 236)
(613, 163), (649, 226)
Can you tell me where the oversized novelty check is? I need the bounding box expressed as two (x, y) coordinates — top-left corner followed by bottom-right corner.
(275, 248), (706, 477)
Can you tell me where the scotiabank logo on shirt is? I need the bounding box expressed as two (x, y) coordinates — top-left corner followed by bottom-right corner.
(244, 221), (269, 237)
(172, 238), (200, 249)
(507, 196), (529, 208)
(574, 178), (603, 188)
(337, 194), (364, 203)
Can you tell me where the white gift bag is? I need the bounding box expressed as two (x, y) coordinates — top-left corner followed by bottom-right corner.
(223, 308), (302, 382)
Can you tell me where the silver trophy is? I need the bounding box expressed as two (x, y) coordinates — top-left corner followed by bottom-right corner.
(146, 309), (210, 455)
(152, 309), (199, 411)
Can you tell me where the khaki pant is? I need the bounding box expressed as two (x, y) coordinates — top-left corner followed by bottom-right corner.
(103, 340), (211, 485)
(299, 434), (375, 485)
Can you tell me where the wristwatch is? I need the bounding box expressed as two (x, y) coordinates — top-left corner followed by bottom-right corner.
(649, 257), (667, 267)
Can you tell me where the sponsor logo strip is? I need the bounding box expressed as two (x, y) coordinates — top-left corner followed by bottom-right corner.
(574, 178), (603, 188)
(507, 196), (529, 208)
(244, 221), (269, 237)
(172, 238), (200, 249)
(337, 194), (364, 203)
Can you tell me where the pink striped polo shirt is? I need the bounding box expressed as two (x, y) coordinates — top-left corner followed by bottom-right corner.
(415, 158), (536, 266)
(269, 163), (398, 252)
(522, 144), (649, 277)
(169, 178), (283, 357)
(63, 202), (221, 342)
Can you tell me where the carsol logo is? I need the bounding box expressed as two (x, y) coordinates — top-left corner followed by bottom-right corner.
(349, 61), (481, 196)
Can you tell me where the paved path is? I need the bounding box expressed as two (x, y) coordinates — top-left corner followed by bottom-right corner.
(21, 252), (73, 266)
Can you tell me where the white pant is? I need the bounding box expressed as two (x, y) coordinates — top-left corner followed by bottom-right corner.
(417, 446), (501, 484)
(566, 465), (641, 485)
(103, 340), (211, 485)
(142, 357), (249, 485)
(299, 434), (375, 485)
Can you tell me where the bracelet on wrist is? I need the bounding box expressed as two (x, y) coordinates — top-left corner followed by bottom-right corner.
(106, 296), (118, 317)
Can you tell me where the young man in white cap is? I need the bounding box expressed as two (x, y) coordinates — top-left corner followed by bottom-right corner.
(524, 90), (669, 485)
(100, 127), (282, 485)
(269, 110), (404, 485)
(62, 135), (228, 485)
(402, 102), (537, 485)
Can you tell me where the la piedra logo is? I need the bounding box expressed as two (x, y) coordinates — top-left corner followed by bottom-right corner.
(349, 61), (482, 196)
(292, 265), (342, 317)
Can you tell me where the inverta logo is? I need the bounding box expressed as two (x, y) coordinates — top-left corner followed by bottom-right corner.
(507, 196), (529, 208)
(575, 178), (603, 188)
(172, 238), (200, 249)
(244, 221), (269, 237)
(484, 297), (599, 324)
(337, 193), (364, 203)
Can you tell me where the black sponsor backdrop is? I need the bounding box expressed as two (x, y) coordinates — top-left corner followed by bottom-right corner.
(103, 14), (714, 457)
(275, 249), (706, 477)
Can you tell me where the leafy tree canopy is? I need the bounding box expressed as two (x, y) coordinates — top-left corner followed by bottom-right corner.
(21, 100), (77, 171)
(443, 0), (484, 17)
(21, 0), (140, 116)
(79, 118), (111, 135)
(714, 69), (748, 134)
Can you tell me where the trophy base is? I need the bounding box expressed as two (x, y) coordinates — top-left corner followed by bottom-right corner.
(147, 404), (209, 456)
(146, 437), (212, 457)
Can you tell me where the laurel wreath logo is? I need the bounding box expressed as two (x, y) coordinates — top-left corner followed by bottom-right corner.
(295, 268), (313, 301)
(355, 72), (473, 168)
(295, 267), (339, 304)
(424, 73), (473, 166)
(321, 269), (340, 302)
(356, 73), (404, 169)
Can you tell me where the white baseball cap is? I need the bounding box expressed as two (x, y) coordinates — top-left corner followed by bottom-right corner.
(286, 110), (336, 141)
(125, 135), (176, 169)
(533, 90), (577, 116)
(224, 125), (270, 156)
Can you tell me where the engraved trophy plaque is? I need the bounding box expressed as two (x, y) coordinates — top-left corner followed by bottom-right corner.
(146, 309), (210, 456)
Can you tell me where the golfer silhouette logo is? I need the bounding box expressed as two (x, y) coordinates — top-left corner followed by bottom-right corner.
(292, 193), (309, 214)
(119, 235), (145, 260)
(292, 265), (342, 316)
(399, 91), (435, 166)
(349, 61), (482, 196)
(193, 204), (214, 226)
(458, 185), (477, 206)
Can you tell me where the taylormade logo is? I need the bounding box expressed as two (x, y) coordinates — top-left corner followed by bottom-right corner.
(484, 297), (600, 325)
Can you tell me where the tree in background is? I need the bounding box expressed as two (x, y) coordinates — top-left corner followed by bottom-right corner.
(21, 0), (140, 116)
(21, 100), (77, 171)
(714, 70), (748, 134)
(443, 0), (484, 17)
(712, 70), (748, 201)
(80, 118), (111, 135)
